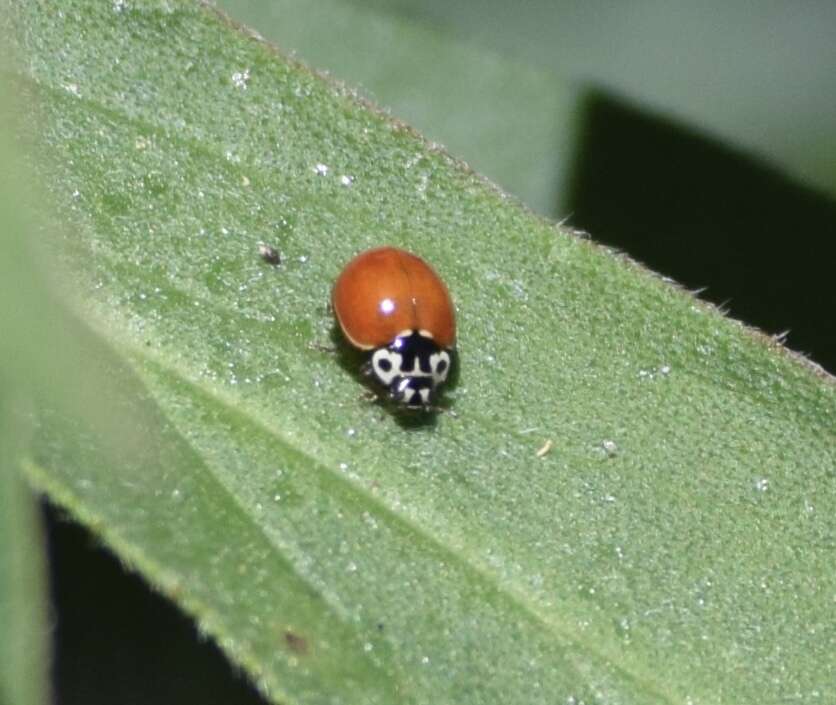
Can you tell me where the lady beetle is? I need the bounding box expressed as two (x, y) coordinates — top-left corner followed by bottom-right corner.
(332, 246), (456, 407)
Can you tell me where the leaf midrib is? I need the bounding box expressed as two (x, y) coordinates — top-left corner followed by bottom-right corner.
(113, 320), (683, 704)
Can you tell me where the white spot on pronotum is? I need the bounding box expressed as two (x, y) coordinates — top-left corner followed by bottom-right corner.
(371, 349), (402, 386)
(429, 350), (451, 385)
(231, 68), (250, 89)
(314, 163), (329, 176)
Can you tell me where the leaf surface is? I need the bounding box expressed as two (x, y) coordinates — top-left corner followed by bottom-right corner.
(6, 2), (835, 704)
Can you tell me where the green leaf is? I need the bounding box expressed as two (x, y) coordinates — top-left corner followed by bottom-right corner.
(0, 75), (50, 705)
(344, 0), (836, 198)
(7, 1), (836, 704)
(214, 0), (575, 216)
(0, 428), (47, 705)
(0, 411), (48, 705)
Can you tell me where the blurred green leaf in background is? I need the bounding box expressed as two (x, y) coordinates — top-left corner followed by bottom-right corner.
(2, 2), (835, 705)
(345, 0), (836, 199)
(0, 62), (52, 705)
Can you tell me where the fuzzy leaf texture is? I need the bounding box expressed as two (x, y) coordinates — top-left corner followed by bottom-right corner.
(3, 2), (835, 704)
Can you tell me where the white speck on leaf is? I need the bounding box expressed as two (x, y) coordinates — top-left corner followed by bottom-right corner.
(314, 163), (329, 176)
(231, 68), (250, 89)
(536, 439), (553, 458)
(417, 173), (429, 197)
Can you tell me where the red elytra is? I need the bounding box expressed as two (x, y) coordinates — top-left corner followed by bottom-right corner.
(332, 247), (456, 350)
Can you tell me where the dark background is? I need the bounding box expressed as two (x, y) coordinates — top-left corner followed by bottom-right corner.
(566, 88), (836, 374)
